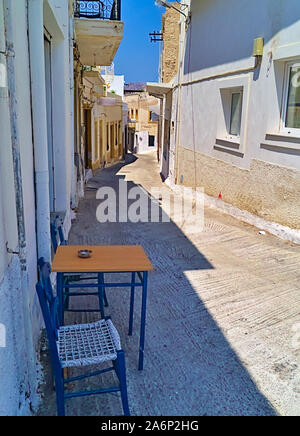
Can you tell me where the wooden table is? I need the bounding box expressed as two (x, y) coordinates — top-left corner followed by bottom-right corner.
(52, 245), (153, 370)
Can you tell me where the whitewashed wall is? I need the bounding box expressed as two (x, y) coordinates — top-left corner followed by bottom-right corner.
(167, 0), (300, 231)
(0, 0), (74, 415)
(178, 0), (300, 171)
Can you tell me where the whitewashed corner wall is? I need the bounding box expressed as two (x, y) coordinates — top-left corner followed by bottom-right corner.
(0, 0), (75, 415)
(0, 0), (40, 415)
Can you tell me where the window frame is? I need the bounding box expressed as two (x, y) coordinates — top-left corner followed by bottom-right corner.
(281, 60), (300, 136)
(228, 89), (243, 138)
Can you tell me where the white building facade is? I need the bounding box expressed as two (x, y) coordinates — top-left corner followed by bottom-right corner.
(0, 0), (75, 415)
(149, 0), (300, 240)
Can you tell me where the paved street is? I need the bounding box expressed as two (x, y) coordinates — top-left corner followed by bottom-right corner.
(38, 153), (300, 416)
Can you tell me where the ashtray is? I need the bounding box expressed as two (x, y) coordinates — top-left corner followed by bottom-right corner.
(78, 249), (92, 259)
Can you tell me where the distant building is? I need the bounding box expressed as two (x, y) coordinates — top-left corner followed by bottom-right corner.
(125, 82), (160, 153)
(124, 83), (160, 154)
(100, 64), (125, 98)
(79, 69), (124, 178)
(102, 74), (125, 98)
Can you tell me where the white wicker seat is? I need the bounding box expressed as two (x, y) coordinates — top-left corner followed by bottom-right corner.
(57, 319), (121, 368)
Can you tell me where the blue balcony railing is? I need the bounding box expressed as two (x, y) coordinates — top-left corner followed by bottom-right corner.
(74, 0), (121, 21)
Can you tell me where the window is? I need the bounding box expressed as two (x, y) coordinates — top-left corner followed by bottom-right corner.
(135, 109), (139, 121)
(229, 91), (243, 136)
(218, 86), (244, 142)
(149, 135), (155, 147)
(283, 62), (300, 132)
(149, 111), (153, 122)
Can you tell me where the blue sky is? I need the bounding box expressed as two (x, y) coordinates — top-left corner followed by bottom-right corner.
(113, 0), (164, 83)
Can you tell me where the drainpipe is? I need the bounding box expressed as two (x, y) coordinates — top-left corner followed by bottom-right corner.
(27, 0), (51, 261)
(3, 0), (27, 270)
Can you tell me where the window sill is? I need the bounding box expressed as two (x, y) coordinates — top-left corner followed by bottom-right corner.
(261, 132), (300, 154)
(265, 132), (300, 142)
(214, 137), (244, 157)
(215, 137), (241, 147)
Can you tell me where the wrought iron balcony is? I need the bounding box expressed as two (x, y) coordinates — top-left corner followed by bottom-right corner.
(74, 0), (121, 21)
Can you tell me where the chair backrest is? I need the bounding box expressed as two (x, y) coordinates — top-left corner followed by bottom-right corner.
(50, 221), (58, 254)
(50, 216), (67, 254)
(58, 223), (66, 246)
(36, 258), (60, 367)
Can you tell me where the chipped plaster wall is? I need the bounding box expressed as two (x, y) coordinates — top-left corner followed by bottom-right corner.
(0, 0), (74, 415)
(0, 256), (41, 415)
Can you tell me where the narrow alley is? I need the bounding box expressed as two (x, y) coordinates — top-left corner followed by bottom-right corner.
(1, 0), (300, 419)
(38, 153), (300, 416)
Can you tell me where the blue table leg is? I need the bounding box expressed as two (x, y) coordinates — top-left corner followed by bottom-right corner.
(98, 273), (105, 319)
(103, 287), (109, 308)
(128, 272), (135, 336)
(138, 271), (148, 371)
(57, 272), (64, 326)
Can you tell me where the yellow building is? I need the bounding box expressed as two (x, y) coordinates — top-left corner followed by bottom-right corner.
(73, 0), (124, 196)
(73, 67), (124, 188)
(124, 83), (160, 153)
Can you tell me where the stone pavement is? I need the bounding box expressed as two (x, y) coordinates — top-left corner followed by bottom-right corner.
(37, 153), (300, 416)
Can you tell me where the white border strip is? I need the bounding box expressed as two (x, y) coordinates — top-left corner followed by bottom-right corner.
(166, 179), (300, 245)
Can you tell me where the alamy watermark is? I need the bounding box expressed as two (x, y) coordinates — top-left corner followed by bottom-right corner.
(96, 180), (204, 233)
(291, 66), (300, 88)
(0, 323), (6, 348)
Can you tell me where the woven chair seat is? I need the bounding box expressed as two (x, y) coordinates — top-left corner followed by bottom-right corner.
(57, 319), (121, 368)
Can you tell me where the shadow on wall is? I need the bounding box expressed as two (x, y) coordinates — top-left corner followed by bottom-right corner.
(64, 154), (278, 416)
(184, 0), (300, 74)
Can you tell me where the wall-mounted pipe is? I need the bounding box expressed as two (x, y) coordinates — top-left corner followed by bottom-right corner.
(27, 0), (51, 261)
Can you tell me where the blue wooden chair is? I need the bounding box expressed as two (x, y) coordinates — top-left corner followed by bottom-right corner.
(50, 216), (109, 313)
(36, 258), (130, 416)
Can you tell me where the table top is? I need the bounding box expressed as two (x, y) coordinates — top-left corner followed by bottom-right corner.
(51, 245), (154, 273)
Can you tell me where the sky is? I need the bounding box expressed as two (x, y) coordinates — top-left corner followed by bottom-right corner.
(113, 0), (165, 84)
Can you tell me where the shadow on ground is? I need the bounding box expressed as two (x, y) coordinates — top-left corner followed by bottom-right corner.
(37, 154), (277, 416)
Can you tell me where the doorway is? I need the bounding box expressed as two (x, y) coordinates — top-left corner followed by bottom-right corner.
(149, 135), (155, 147)
(110, 123), (115, 160)
(83, 109), (92, 169)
